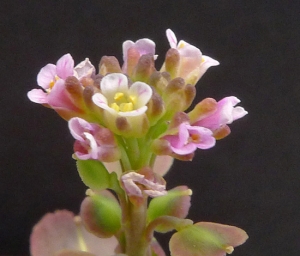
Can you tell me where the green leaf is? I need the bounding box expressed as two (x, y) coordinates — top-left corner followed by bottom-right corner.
(76, 160), (110, 190)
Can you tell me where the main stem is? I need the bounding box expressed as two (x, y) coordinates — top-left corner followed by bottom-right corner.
(125, 199), (150, 256)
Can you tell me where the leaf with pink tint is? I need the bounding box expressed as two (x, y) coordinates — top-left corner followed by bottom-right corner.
(30, 210), (119, 256)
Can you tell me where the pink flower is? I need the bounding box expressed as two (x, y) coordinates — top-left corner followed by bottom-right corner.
(68, 117), (120, 162)
(28, 53), (74, 104)
(122, 38), (156, 75)
(161, 29), (219, 85)
(193, 96), (248, 131)
(163, 122), (216, 155)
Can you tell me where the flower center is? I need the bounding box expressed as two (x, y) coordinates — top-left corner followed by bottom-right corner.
(188, 133), (201, 144)
(46, 75), (60, 92)
(110, 92), (137, 112)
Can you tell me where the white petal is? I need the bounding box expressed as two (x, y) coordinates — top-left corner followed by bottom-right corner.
(166, 29), (178, 48)
(100, 73), (128, 102)
(129, 81), (152, 108)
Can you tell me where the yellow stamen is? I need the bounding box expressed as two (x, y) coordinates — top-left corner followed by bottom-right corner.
(178, 41), (185, 49)
(110, 102), (120, 112)
(114, 92), (124, 101)
(120, 102), (133, 112)
(129, 95), (137, 104)
(74, 216), (88, 252)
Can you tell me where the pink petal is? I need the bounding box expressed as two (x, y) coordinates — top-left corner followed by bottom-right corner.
(47, 80), (79, 111)
(30, 210), (119, 256)
(68, 117), (94, 141)
(74, 58), (95, 79)
(166, 29), (178, 48)
(56, 53), (74, 79)
(37, 64), (56, 89)
(134, 38), (156, 56)
(153, 155), (174, 176)
(27, 89), (48, 104)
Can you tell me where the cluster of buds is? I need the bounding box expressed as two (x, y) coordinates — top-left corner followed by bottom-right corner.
(28, 29), (248, 256)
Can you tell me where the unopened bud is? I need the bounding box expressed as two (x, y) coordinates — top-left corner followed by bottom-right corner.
(132, 54), (155, 83)
(162, 48), (180, 78)
(99, 56), (122, 76)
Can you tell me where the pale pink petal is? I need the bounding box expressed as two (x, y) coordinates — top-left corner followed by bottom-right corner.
(30, 210), (118, 256)
(177, 40), (202, 58)
(134, 38), (156, 56)
(232, 106), (248, 120)
(166, 29), (178, 48)
(197, 55), (220, 80)
(68, 117), (93, 141)
(92, 93), (118, 116)
(153, 155), (174, 176)
(187, 126), (216, 149)
(128, 81), (153, 108)
(56, 53), (74, 79)
(47, 80), (79, 111)
(103, 161), (122, 176)
(100, 73), (128, 102)
(74, 58), (95, 79)
(194, 96), (247, 131)
(27, 89), (48, 104)
(37, 64), (56, 89)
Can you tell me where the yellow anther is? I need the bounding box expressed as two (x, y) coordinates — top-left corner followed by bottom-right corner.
(120, 102), (133, 112)
(49, 80), (55, 90)
(129, 95), (137, 104)
(110, 102), (120, 112)
(178, 41), (186, 49)
(114, 92), (124, 101)
(224, 245), (234, 254)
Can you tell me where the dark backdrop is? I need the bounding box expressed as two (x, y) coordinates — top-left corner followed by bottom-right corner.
(1, 1), (299, 255)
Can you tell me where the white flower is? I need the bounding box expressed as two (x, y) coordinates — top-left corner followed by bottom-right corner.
(92, 73), (152, 117)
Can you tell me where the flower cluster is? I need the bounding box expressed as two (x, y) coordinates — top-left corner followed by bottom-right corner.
(28, 29), (248, 256)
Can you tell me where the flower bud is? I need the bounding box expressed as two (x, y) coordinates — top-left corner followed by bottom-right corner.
(132, 54), (156, 83)
(162, 48), (180, 78)
(146, 89), (165, 125)
(149, 71), (170, 95)
(98, 56), (122, 76)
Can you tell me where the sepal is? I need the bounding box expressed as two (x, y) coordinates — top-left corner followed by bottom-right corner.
(80, 190), (122, 238)
(147, 186), (192, 232)
(169, 222), (248, 256)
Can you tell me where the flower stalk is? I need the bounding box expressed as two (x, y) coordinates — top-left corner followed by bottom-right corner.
(28, 29), (248, 256)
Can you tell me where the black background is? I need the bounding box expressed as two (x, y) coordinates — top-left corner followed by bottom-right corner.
(1, 1), (299, 255)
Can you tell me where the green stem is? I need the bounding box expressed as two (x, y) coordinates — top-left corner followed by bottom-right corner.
(125, 200), (150, 256)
